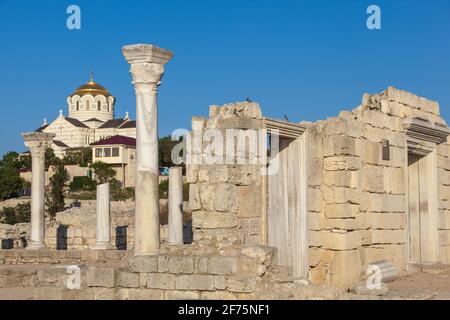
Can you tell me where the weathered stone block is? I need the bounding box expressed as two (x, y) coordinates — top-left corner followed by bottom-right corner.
(324, 171), (354, 188)
(321, 231), (361, 250)
(166, 290), (200, 300)
(129, 256), (158, 273)
(368, 194), (405, 212)
(146, 273), (176, 290)
(169, 256), (195, 274)
(384, 167), (406, 194)
(361, 166), (384, 193)
(189, 184), (201, 211)
(359, 140), (380, 165)
(175, 275), (189, 290)
(118, 288), (165, 300)
(324, 204), (359, 219)
(238, 185), (262, 218)
(308, 157), (323, 186)
(188, 274), (215, 291)
(201, 291), (237, 300)
(116, 271), (140, 288)
(324, 135), (356, 156)
(225, 276), (256, 293)
(324, 157), (361, 171)
(330, 249), (362, 288)
(366, 212), (406, 229)
(86, 267), (115, 288)
(308, 188), (323, 212)
(208, 256), (238, 274)
(371, 230), (406, 244)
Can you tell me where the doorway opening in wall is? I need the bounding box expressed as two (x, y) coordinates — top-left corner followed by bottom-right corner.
(264, 118), (308, 279)
(407, 150), (438, 263)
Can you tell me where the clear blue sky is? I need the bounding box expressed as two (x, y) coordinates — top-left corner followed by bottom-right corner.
(0, 0), (449, 156)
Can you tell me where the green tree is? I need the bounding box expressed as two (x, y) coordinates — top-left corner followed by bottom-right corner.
(159, 136), (179, 168)
(0, 151), (22, 168)
(90, 161), (116, 184)
(45, 148), (58, 169)
(62, 147), (92, 166)
(0, 165), (23, 201)
(46, 164), (70, 220)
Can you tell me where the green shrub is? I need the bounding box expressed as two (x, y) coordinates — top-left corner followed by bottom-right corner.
(0, 202), (31, 225)
(69, 176), (96, 192)
(112, 187), (135, 201)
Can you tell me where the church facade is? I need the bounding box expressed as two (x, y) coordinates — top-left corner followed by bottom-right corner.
(37, 74), (136, 157)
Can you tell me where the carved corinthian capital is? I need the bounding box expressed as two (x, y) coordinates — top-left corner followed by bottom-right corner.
(130, 63), (165, 86)
(22, 132), (56, 160)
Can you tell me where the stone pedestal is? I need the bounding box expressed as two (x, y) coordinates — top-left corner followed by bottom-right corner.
(122, 44), (173, 255)
(168, 167), (184, 244)
(92, 183), (111, 250)
(22, 132), (56, 250)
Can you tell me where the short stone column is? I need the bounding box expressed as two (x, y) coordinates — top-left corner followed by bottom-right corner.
(122, 44), (173, 255)
(92, 183), (111, 249)
(22, 132), (56, 250)
(168, 167), (184, 245)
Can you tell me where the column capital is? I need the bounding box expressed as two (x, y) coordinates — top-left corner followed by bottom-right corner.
(22, 132), (55, 159)
(122, 44), (173, 87)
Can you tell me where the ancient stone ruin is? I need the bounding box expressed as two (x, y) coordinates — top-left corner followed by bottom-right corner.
(1, 43), (450, 300)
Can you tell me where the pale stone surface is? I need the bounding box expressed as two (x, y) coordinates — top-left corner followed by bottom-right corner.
(22, 132), (55, 250)
(92, 183), (111, 250)
(168, 167), (183, 244)
(123, 43), (173, 256)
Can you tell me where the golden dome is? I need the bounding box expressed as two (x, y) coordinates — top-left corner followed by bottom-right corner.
(70, 72), (111, 97)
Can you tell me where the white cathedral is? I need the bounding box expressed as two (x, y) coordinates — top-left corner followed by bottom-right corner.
(37, 74), (136, 158)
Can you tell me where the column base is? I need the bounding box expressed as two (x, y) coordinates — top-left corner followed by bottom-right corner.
(26, 242), (49, 250)
(91, 242), (112, 250)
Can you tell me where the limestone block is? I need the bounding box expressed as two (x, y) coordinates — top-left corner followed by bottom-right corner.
(129, 256), (158, 273)
(384, 167), (406, 194)
(439, 185), (450, 201)
(186, 164), (198, 183)
(188, 274), (215, 291)
(214, 275), (226, 290)
(324, 204), (359, 219)
(323, 171), (354, 188)
(194, 256), (209, 273)
(322, 218), (360, 231)
(309, 212), (323, 231)
(175, 275), (189, 290)
(225, 276), (256, 293)
(166, 290), (200, 300)
(238, 185), (262, 218)
(363, 244), (406, 271)
(240, 246), (277, 266)
(169, 256), (195, 274)
(438, 210), (450, 229)
(208, 256), (238, 274)
(228, 165), (259, 186)
(324, 156), (361, 171)
(359, 140), (380, 165)
(361, 110), (390, 129)
(390, 147), (406, 168)
(214, 184), (238, 212)
(116, 271), (140, 288)
(330, 249), (362, 288)
(371, 230), (406, 244)
(321, 231), (361, 250)
(368, 194), (405, 212)
(386, 87), (421, 108)
(309, 230), (323, 247)
(307, 128), (323, 158)
(438, 169), (450, 186)
(362, 126), (388, 143)
(189, 184), (201, 211)
(308, 157), (323, 186)
(361, 166), (384, 193)
(366, 212), (406, 229)
(236, 256), (259, 275)
(307, 188), (323, 212)
(194, 211), (238, 229)
(86, 267), (115, 288)
(146, 273), (176, 290)
(324, 118), (346, 136)
(207, 165), (229, 183)
(324, 135), (356, 156)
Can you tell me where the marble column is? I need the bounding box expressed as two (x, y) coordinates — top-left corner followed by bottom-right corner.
(168, 167), (184, 245)
(22, 132), (56, 250)
(92, 183), (111, 249)
(122, 44), (173, 255)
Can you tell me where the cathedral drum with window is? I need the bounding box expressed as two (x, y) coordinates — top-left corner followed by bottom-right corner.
(36, 73), (136, 158)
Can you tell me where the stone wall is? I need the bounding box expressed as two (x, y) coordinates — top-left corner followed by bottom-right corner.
(188, 102), (265, 246)
(306, 87), (450, 288)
